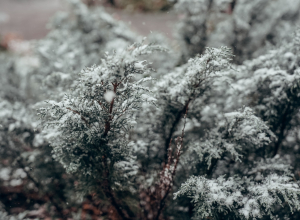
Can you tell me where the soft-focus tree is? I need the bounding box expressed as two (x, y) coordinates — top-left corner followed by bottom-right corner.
(175, 0), (300, 64)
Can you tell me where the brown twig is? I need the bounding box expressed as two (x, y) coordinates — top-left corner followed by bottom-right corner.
(96, 100), (108, 112)
(164, 100), (190, 162)
(100, 81), (135, 220)
(66, 108), (89, 127)
(155, 110), (188, 220)
(139, 108), (189, 220)
(103, 83), (117, 137)
(163, 58), (211, 163)
(101, 154), (133, 220)
(272, 103), (291, 157)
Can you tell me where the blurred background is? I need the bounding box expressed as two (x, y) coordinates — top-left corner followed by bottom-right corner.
(0, 0), (176, 46)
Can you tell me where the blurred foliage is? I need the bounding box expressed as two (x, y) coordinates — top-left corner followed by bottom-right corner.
(83, 0), (174, 12)
(114, 0), (173, 12)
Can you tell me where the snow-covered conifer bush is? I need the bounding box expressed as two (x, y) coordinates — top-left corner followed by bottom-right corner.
(0, 0), (143, 217)
(39, 41), (167, 219)
(207, 28), (300, 171)
(37, 37), (300, 219)
(175, 0), (300, 64)
(168, 28), (300, 219)
(0, 99), (78, 219)
(2, 0), (300, 219)
(0, 52), (40, 103)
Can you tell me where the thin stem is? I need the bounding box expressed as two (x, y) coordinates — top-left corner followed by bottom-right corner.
(273, 104), (291, 157)
(96, 100), (108, 112)
(163, 58), (211, 163)
(100, 81), (135, 220)
(164, 100), (190, 162)
(102, 154), (132, 220)
(66, 107), (89, 127)
(155, 110), (188, 220)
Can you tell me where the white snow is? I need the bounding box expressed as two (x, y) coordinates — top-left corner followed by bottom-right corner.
(104, 91), (116, 103)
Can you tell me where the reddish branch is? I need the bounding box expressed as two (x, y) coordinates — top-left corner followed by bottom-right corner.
(157, 58), (213, 218)
(140, 110), (188, 220)
(97, 100), (108, 112)
(164, 100), (190, 162)
(103, 83), (117, 137)
(155, 112), (188, 219)
(66, 108), (89, 127)
(101, 154), (132, 220)
(163, 61), (209, 162)
(272, 104), (291, 157)
(100, 81), (134, 220)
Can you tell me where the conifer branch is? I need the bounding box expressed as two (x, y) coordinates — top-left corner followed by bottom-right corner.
(101, 154), (132, 220)
(156, 110), (188, 220)
(163, 57), (212, 162)
(272, 103), (291, 157)
(100, 81), (135, 220)
(96, 100), (108, 112)
(66, 107), (89, 127)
